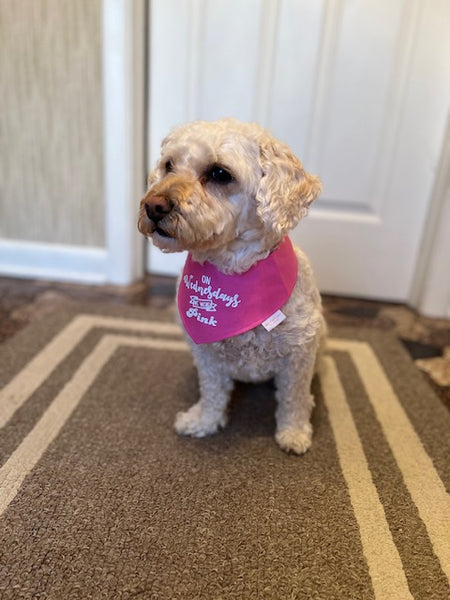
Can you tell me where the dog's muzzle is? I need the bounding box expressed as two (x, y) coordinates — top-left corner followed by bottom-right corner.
(138, 193), (175, 239)
(138, 175), (198, 240)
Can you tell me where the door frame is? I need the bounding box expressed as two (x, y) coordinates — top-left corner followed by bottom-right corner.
(102, 0), (146, 285)
(410, 119), (450, 318)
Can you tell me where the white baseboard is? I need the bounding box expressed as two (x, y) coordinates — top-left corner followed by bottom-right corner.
(0, 239), (108, 284)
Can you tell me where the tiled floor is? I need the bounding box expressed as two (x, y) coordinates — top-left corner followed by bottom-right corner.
(1, 275), (449, 411)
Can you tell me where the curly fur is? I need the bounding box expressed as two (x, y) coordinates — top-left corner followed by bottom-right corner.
(138, 118), (325, 454)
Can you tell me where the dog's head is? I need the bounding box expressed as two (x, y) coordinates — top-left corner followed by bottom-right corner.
(138, 118), (321, 261)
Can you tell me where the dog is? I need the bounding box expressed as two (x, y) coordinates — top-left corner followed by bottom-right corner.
(138, 118), (325, 454)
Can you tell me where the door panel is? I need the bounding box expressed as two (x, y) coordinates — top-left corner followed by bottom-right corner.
(147, 0), (450, 301)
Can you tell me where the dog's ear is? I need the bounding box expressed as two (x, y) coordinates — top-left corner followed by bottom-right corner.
(256, 137), (322, 236)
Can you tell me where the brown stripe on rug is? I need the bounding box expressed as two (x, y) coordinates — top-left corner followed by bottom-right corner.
(331, 350), (449, 600)
(0, 304), (449, 600)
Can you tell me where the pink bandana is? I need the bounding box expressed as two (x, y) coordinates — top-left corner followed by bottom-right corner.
(177, 237), (298, 344)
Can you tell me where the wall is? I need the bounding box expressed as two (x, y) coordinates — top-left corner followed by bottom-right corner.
(0, 0), (104, 246)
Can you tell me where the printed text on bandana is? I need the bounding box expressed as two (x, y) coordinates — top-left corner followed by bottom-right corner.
(183, 274), (241, 328)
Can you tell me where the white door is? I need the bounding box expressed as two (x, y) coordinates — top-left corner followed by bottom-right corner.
(147, 0), (450, 302)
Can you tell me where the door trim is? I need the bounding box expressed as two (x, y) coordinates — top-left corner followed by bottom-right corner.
(102, 0), (146, 284)
(410, 118), (450, 318)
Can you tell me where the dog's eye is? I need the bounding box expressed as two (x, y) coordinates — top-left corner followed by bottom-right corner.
(204, 165), (233, 185)
(164, 160), (174, 173)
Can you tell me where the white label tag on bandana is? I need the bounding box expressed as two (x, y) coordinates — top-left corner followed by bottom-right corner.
(261, 309), (286, 332)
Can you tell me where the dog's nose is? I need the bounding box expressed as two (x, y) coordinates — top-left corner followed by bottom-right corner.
(144, 195), (174, 222)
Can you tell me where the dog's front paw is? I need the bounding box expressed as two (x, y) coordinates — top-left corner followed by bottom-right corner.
(275, 425), (312, 455)
(174, 401), (227, 438)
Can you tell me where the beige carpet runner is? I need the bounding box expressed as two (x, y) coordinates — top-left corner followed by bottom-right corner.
(0, 304), (449, 599)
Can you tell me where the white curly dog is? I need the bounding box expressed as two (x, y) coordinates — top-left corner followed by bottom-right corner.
(138, 118), (325, 454)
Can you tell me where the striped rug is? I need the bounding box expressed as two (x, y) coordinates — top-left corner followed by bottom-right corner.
(0, 304), (449, 600)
